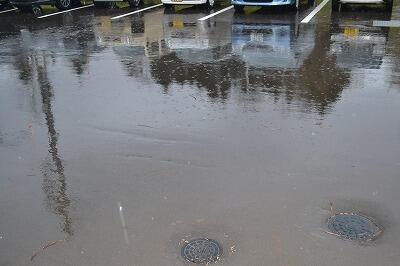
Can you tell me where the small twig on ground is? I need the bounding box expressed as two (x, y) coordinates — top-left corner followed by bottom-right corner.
(30, 239), (65, 261)
(137, 124), (154, 129)
(329, 201), (335, 215)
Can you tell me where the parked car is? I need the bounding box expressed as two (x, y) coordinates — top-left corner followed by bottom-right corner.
(93, 0), (142, 8)
(332, 0), (393, 11)
(161, 0), (215, 10)
(10, 0), (81, 14)
(232, 0), (313, 12)
(0, 0), (12, 10)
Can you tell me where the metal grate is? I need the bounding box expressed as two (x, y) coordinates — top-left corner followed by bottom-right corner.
(181, 238), (222, 264)
(327, 213), (382, 242)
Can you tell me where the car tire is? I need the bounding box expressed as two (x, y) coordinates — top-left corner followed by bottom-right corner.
(55, 0), (72, 10)
(32, 5), (42, 15)
(332, 0), (339, 11)
(233, 4), (243, 12)
(204, 0), (214, 9)
(128, 0), (141, 7)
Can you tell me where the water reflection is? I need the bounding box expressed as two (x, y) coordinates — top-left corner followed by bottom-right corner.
(95, 12), (168, 79)
(2, 7), (397, 119)
(36, 52), (73, 236)
(330, 11), (391, 69)
(7, 29), (74, 236)
(152, 11), (234, 98)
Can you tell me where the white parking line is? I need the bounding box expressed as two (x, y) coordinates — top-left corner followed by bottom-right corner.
(0, 8), (17, 14)
(37, 4), (94, 19)
(301, 0), (330, 23)
(198, 5), (233, 21)
(111, 3), (163, 20)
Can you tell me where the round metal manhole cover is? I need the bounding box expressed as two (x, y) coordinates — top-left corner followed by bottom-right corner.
(181, 238), (222, 264)
(327, 213), (382, 242)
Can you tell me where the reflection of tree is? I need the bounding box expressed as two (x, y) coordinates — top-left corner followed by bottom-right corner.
(35, 54), (73, 236)
(62, 18), (102, 76)
(387, 27), (400, 89)
(148, 22), (350, 116)
(150, 48), (244, 101)
(298, 28), (350, 115)
(13, 56), (34, 85)
(10, 47), (73, 236)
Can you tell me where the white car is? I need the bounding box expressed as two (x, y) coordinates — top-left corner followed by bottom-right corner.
(161, 0), (215, 10)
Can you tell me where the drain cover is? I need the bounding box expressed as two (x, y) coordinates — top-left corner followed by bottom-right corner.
(181, 238), (222, 264)
(327, 213), (382, 242)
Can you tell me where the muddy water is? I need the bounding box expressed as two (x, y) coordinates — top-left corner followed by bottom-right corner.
(1, 3), (400, 266)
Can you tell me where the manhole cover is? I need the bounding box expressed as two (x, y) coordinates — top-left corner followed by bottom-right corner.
(181, 238), (222, 264)
(327, 213), (382, 242)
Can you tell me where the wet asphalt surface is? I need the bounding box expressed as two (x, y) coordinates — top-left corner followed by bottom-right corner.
(1, 1), (400, 265)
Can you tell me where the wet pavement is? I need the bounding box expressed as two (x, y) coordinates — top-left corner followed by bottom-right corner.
(1, 1), (400, 265)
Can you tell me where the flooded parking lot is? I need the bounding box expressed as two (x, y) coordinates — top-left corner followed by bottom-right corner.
(1, 1), (400, 265)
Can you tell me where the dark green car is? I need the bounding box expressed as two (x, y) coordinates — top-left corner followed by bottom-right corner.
(0, 0), (12, 10)
(10, 0), (81, 14)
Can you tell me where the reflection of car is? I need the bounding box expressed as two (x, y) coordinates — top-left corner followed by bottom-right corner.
(161, 0), (214, 10)
(10, 0), (81, 14)
(232, 0), (312, 12)
(163, 12), (231, 62)
(0, 0), (12, 10)
(94, 11), (167, 79)
(231, 14), (315, 69)
(332, 0), (393, 12)
(95, 11), (166, 57)
(330, 12), (390, 69)
(93, 0), (141, 8)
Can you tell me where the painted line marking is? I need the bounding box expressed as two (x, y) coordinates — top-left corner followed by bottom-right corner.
(301, 0), (330, 23)
(111, 3), (163, 20)
(198, 5), (233, 21)
(373, 20), (400, 27)
(37, 4), (94, 18)
(117, 202), (130, 245)
(0, 8), (17, 14)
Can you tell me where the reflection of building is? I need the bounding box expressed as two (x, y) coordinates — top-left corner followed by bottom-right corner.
(330, 12), (390, 70)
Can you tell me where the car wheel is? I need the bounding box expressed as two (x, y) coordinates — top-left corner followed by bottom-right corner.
(55, 0), (72, 10)
(233, 4), (243, 12)
(32, 5), (42, 15)
(204, 0), (214, 9)
(128, 0), (141, 7)
(332, 0), (339, 11)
